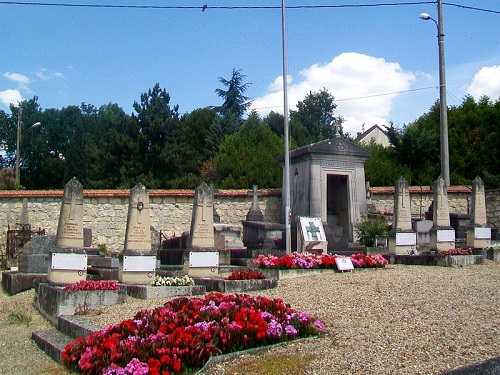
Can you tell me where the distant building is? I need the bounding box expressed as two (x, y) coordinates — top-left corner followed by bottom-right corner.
(355, 124), (391, 147)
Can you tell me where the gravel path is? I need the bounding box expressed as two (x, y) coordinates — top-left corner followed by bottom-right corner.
(1, 262), (499, 375)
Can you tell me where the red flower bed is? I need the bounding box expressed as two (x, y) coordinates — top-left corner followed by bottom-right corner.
(62, 292), (324, 374)
(63, 280), (120, 292)
(440, 248), (473, 256)
(225, 269), (266, 280)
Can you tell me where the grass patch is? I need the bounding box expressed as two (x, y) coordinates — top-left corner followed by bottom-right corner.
(7, 310), (32, 326)
(220, 353), (317, 375)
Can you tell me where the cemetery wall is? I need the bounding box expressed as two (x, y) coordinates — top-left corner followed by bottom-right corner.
(0, 186), (499, 253)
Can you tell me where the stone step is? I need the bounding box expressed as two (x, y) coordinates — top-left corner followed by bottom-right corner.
(57, 315), (101, 339)
(32, 329), (73, 364)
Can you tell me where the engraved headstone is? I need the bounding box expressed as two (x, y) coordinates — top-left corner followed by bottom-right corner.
(120, 183), (156, 284)
(188, 182), (215, 249)
(124, 183), (151, 254)
(430, 176), (455, 251)
(55, 177), (84, 249)
(388, 177), (416, 254)
(467, 176), (491, 248)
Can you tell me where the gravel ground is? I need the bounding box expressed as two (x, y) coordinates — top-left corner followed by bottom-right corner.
(1, 262), (499, 375)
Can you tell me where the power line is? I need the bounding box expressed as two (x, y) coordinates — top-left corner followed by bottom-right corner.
(0, 1), (498, 14)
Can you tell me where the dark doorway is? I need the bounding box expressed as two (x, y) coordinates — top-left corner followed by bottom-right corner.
(326, 174), (349, 251)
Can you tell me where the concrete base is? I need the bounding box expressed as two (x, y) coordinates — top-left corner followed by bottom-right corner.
(118, 270), (155, 285)
(33, 282), (127, 325)
(259, 268), (336, 280)
(2, 271), (47, 295)
(388, 230), (417, 255)
(193, 277), (277, 293)
(125, 284), (206, 299)
(47, 269), (86, 285)
(486, 248), (500, 261)
(183, 265), (220, 278)
(466, 228), (491, 248)
(430, 227), (455, 252)
(436, 255), (484, 267)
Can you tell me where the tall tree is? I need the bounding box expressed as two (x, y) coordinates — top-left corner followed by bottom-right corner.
(215, 69), (253, 134)
(289, 88), (339, 146)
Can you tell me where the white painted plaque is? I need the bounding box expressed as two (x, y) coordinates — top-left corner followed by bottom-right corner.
(437, 229), (455, 242)
(189, 252), (219, 268)
(475, 227), (491, 240)
(335, 257), (354, 272)
(123, 255), (156, 272)
(396, 232), (417, 246)
(51, 253), (87, 270)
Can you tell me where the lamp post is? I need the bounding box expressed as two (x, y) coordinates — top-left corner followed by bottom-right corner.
(15, 104), (41, 184)
(420, 0), (450, 187)
(281, 0), (291, 254)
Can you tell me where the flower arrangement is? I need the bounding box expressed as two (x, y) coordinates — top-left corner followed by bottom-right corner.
(150, 275), (195, 287)
(225, 269), (266, 280)
(253, 252), (388, 270)
(63, 280), (120, 292)
(440, 248), (473, 256)
(62, 292), (324, 374)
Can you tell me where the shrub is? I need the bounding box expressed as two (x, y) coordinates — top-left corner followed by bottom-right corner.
(356, 215), (388, 246)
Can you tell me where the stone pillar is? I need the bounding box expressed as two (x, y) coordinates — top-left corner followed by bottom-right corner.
(119, 183), (156, 284)
(388, 176), (417, 255)
(430, 177), (455, 251)
(467, 176), (491, 248)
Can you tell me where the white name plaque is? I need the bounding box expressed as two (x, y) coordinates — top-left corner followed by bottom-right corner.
(475, 227), (491, 240)
(189, 252), (219, 268)
(51, 253), (87, 271)
(437, 229), (455, 242)
(335, 257), (354, 272)
(396, 232), (417, 246)
(123, 256), (156, 272)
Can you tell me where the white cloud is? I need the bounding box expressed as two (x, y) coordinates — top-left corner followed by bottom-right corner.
(250, 52), (415, 134)
(36, 67), (64, 81)
(467, 65), (500, 101)
(0, 89), (22, 108)
(4, 72), (30, 84)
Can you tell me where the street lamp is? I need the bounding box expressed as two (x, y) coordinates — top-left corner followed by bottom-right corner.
(419, 0), (450, 187)
(15, 105), (41, 184)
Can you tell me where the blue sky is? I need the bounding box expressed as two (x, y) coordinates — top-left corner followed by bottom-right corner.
(1, 0), (499, 135)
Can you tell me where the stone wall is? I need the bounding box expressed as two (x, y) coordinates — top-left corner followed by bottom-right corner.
(1, 186), (499, 253)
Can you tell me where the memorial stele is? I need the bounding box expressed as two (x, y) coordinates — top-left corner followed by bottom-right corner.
(388, 176), (417, 255)
(466, 176), (491, 248)
(429, 176), (455, 251)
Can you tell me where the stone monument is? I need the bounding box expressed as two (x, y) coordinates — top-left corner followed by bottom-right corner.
(466, 176), (491, 248)
(388, 177), (417, 254)
(48, 177), (87, 285)
(185, 182), (219, 277)
(119, 183), (156, 284)
(429, 176), (455, 252)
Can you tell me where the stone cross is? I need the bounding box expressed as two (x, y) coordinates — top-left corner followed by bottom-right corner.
(470, 176), (487, 226)
(188, 182), (215, 249)
(433, 176), (451, 226)
(393, 176), (412, 230)
(248, 185), (262, 211)
(306, 221), (321, 240)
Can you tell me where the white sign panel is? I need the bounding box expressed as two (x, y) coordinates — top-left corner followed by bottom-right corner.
(437, 229), (455, 242)
(189, 252), (219, 268)
(123, 255), (156, 272)
(396, 232), (417, 246)
(335, 257), (354, 272)
(298, 217), (326, 242)
(475, 227), (491, 240)
(51, 253), (87, 270)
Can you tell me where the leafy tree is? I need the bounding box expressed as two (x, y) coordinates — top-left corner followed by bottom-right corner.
(290, 88), (338, 146)
(363, 140), (411, 186)
(263, 111), (284, 137)
(203, 113), (284, 188)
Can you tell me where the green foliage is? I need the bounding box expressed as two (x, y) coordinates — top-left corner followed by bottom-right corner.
(215, 68), (252, 123)
(0, 168), (16, 189)
(208, 114), (284, 188)
(363, 140), (411, 186)
(8, 310), (32, 326)
(356, 215), (388, 247)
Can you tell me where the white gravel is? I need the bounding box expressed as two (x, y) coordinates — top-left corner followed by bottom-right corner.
(1, 261), (499, 375)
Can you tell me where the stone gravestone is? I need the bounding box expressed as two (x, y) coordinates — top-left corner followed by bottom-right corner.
(467, 176), (491, 248)
(119, 183), (156, 284)
(185, 182), (219, 277)
(246, 185), (264, 221)
(297, 216), (327, 254)
(429, 176), (455, 252)
(388, 177), (417, 255)
(48, 177), (87, 285)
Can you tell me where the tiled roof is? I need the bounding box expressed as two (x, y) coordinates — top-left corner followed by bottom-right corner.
(370, 186), (472, 194)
